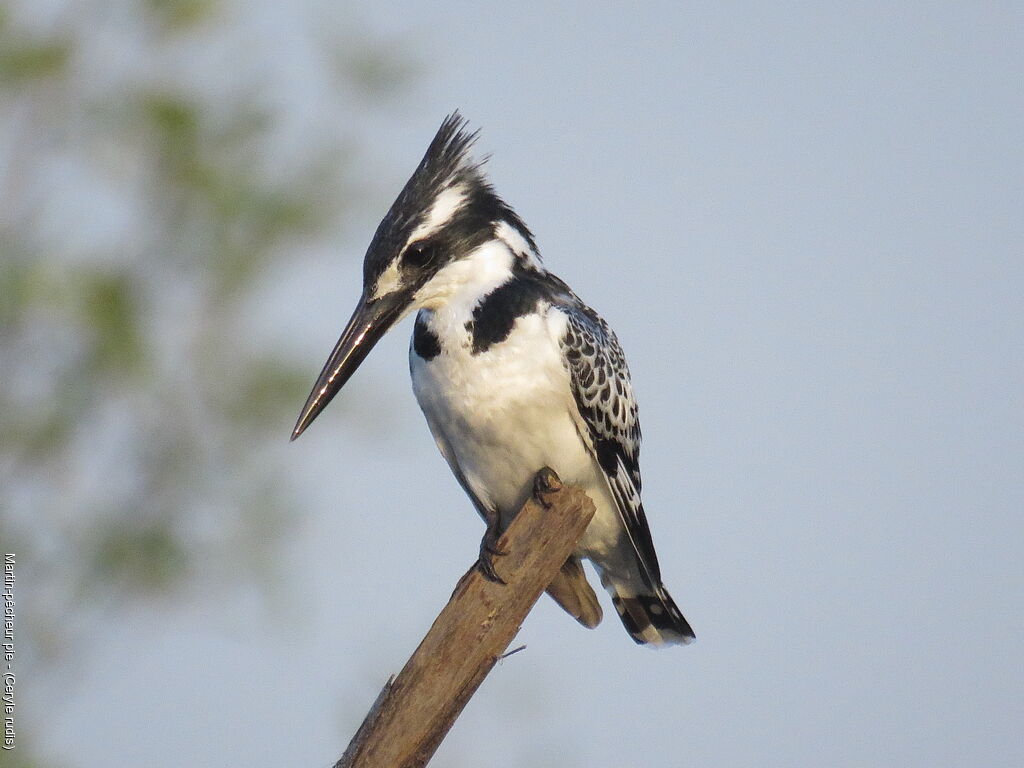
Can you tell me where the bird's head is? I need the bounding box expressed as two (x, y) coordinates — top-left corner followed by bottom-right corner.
(292, 113), (540, 439)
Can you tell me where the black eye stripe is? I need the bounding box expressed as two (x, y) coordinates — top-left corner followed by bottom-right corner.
(403, 240), (440, 269)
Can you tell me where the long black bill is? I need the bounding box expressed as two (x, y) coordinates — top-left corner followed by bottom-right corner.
(291, 293), (405, 440)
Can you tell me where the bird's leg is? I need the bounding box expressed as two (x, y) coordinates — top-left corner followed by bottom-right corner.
(532, 466), (563, 509)
(475, 469), (561, 583)
(476, 510), (508, 584)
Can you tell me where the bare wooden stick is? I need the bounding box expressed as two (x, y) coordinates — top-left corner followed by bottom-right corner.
(335, 470), (596, 768)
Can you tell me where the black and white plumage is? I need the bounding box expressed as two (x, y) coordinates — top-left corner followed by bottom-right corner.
(292, 114), (695, 646)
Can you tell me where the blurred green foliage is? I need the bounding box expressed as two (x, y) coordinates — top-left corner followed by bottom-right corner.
(88, 517), (187, 593)
(0, 40), (70, 83)
(145, 0), (218, 30)
(0, 4), (413, 761)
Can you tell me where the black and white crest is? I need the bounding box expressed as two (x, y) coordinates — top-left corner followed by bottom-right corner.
(383, 113), (482, 234)
(362, 112), (538, 291)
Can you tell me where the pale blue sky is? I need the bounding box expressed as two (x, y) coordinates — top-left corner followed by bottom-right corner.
(33, 2), (1024, 766)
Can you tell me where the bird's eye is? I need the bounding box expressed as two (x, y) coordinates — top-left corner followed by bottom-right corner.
(404, 240), (439, 269)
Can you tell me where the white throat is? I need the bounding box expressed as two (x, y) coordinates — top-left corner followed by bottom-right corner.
(413, 239), (515, 314)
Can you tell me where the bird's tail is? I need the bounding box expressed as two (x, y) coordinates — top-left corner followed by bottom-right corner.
(608, 580), (695, 646)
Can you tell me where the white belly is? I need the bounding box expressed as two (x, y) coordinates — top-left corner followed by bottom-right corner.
(409, 307), (624, 560)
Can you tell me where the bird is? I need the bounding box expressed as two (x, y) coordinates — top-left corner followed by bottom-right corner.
(292, 113), (695, 646)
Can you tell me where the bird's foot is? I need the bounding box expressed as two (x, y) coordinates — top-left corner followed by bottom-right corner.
(476, 517), (508, 584)
(532, 466), (563, 509)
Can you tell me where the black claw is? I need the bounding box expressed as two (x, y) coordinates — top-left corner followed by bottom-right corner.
(482, 538), (508, 556)
(476, 551), (506, 584)
(533, 466), (562, 508)
(477, 515), (507, 584)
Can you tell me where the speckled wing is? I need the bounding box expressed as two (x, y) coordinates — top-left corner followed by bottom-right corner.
(559, 301), (662, 588)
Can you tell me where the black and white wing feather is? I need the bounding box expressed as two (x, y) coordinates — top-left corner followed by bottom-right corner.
(560, 301), (662, 588)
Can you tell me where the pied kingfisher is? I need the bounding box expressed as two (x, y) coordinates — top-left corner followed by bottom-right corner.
(292, 114), (695, 646)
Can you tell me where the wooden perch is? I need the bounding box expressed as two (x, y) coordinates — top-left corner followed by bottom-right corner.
(335, 469), (596, 768)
